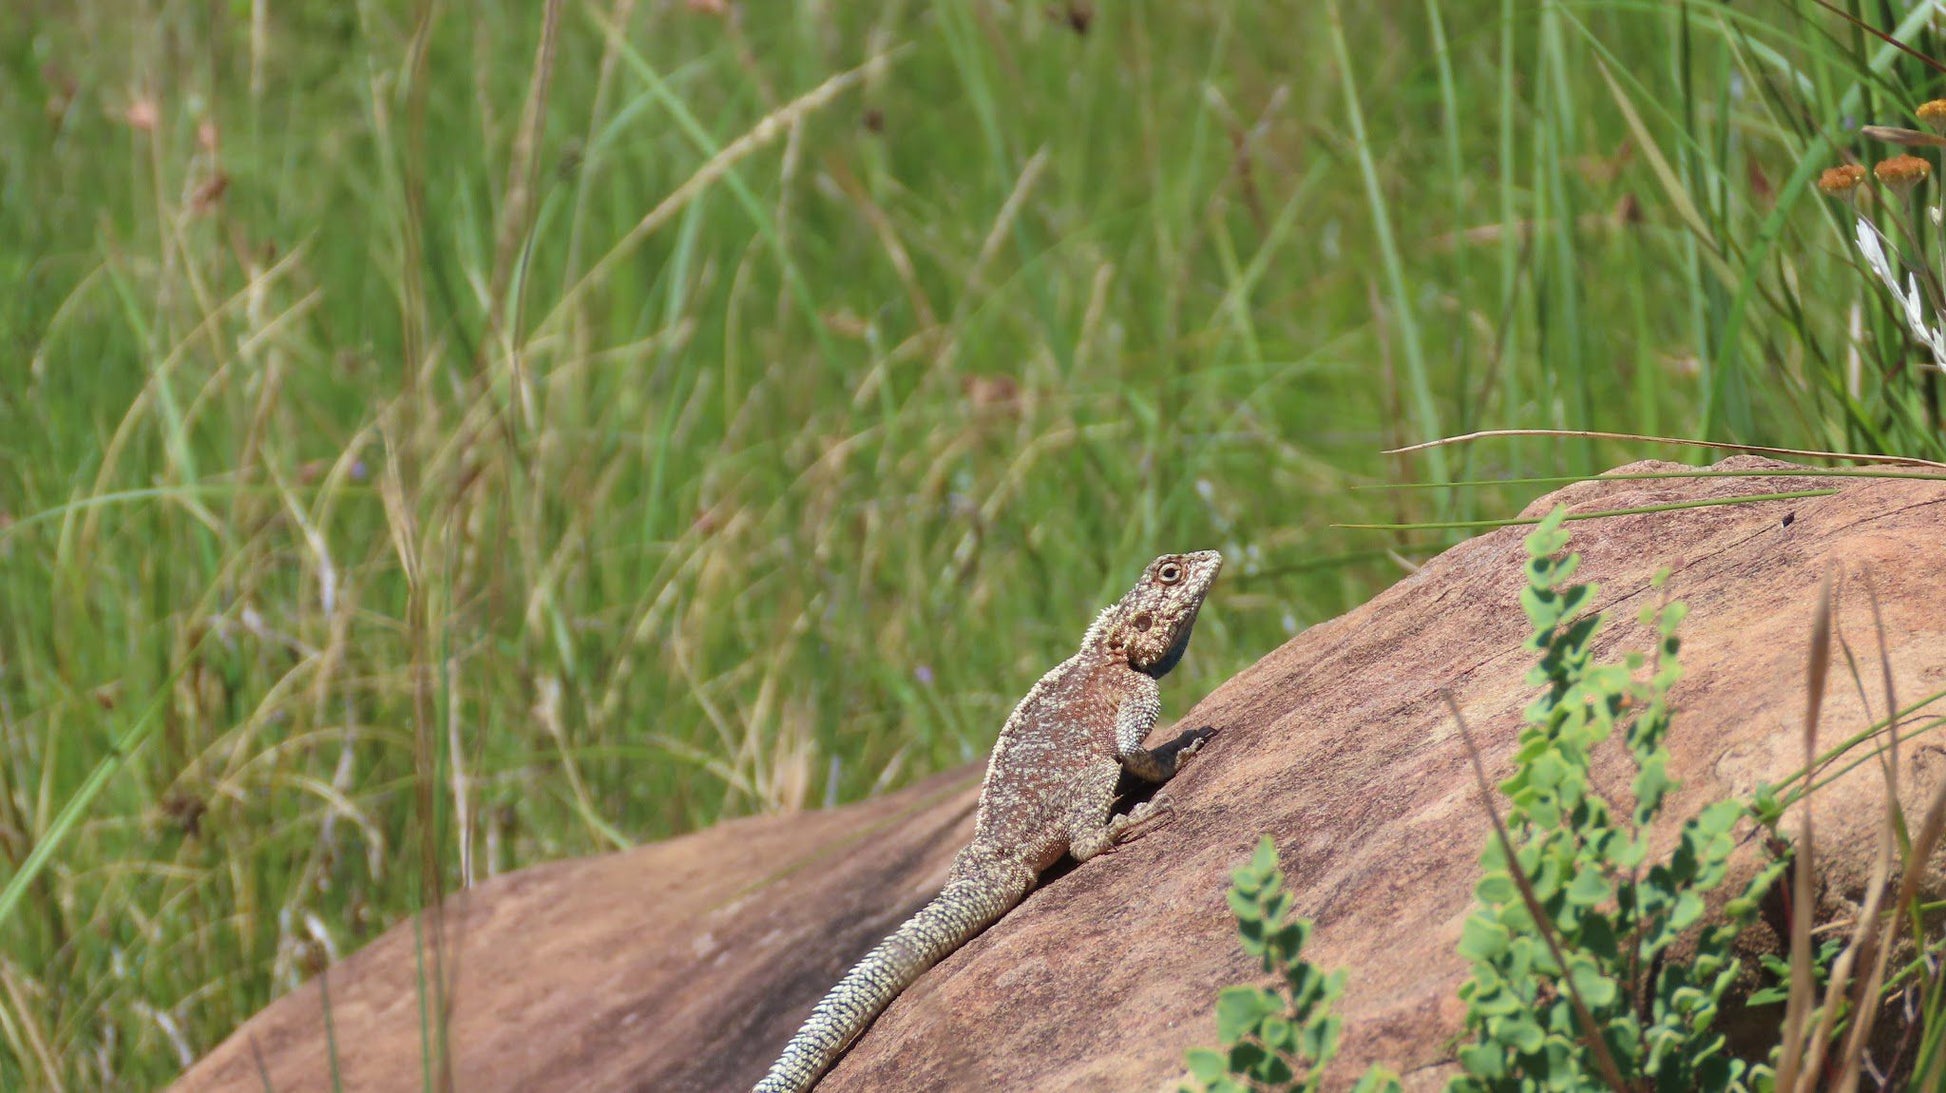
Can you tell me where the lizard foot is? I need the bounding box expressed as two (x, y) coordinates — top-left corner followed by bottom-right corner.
(1176, 726), (1217, 759)
(1107, 796), (1177, 845)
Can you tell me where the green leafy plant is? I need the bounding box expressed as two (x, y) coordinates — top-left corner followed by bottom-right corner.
(1448, 507), (1786, 1092)
(1182, 836), (1401, 1093)
(1750, 939), (1843, 1009)
(1184, 505), (1946, 1089)
(1186, 510), (1802, 1091)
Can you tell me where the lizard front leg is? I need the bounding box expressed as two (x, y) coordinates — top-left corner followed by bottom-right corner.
(1111, 673), (1213, 783)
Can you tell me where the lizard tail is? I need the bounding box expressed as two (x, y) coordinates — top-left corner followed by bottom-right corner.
(752, 871), (1029, 1093)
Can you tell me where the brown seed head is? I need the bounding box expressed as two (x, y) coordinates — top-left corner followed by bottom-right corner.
(1817, 164), (1866, 196)
(1921, 100), (1946, 133)
(1876, 154), (1931, 195)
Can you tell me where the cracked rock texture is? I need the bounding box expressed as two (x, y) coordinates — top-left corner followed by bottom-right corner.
(175, 457), (1946, 1092)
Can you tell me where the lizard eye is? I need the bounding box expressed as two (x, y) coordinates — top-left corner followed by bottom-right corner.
(1157, 562), (1183, 584)
(1133, 613), (1154, 633)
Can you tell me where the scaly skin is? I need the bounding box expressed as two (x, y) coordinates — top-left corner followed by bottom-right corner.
(752, 551), (1223, 1093)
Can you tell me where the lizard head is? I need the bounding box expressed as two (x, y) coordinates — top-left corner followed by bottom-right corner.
(1087, 550), (1222, 678)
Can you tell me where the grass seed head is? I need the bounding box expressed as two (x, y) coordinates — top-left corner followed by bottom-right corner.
(1875, 154), (1931, 197)
(1817, 164), (1867, 197)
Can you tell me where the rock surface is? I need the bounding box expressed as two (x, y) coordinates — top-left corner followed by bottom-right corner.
(175, 458), (1946, 1092)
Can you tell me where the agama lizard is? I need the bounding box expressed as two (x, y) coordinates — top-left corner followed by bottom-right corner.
(752, 550), (1223, 1092)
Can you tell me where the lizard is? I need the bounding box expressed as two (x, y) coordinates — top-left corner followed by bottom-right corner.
(752, 549), (1223, 1093)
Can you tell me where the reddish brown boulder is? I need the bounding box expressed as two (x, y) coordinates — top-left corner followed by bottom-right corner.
(175, 458), (1946, 1092)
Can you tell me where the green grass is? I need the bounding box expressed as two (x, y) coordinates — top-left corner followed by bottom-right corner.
(1, 0), (1943, 1086)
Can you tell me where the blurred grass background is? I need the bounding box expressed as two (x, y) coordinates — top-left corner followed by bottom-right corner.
(1, 0), (1943, 1085)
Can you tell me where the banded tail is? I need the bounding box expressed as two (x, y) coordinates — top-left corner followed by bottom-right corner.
(752, 872), (1030, 1092)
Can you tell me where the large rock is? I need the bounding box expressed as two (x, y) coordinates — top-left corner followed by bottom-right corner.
(175, 458), (1946, 1092)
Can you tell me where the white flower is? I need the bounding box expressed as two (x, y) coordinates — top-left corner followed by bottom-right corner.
(1854, 216), (1946, 367)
